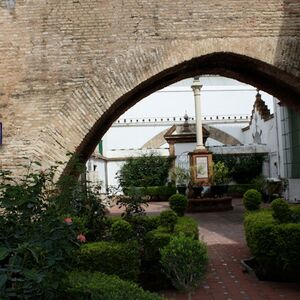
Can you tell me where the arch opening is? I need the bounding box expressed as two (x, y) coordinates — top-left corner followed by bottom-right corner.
(66, 52), (300, 175)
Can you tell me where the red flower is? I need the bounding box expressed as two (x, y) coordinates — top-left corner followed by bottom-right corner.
(77, 234), (86, 243)
(64, 217), (73, 225)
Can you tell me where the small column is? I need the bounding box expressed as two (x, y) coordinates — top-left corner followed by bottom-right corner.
(191, 76), (205, 150)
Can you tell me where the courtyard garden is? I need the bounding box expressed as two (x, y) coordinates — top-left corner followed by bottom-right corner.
(0, 159), (208, 299)
(1, 154), (300, 299)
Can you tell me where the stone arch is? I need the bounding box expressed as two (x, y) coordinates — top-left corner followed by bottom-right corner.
(1, 43), (300, 175)
(68, 51), (299, 171)
(204, 125), (242, 146)
(2, 48), (300, 175)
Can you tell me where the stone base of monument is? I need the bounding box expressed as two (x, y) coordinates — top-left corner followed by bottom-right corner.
(187, 197), (233, 213)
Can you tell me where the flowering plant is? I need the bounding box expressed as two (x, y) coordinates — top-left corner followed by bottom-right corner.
(0, 159), (92, 299)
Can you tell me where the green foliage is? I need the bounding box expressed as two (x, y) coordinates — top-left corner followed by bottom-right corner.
(0, 161), (84, 299)
(169, 194), (188, 216)
(76, 241), (140, 281)
(160, 234), (208, 291)
(244, 209), (300, 281)
(118, 154), (173, 188)
(64, 271), (163, 300)
(213, 153), (265, 183)
(111, 219), (133, 242)
(0, 156), (110, 298)
(144, 230), (172, 262)
(271, 198), (292, 223)
(170, 166), (190, 186)
(243, 189), (262, 211)
(212, 161), (230, 184)
(117, 187), (148, 219)
(174, 216), (199, 240)
(159, 210), (178, 232)
(143, 216), (199, 262)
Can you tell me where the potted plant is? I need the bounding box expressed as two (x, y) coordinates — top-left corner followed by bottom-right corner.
(211, 161), (231, 197)
(171, 166), (190, 195)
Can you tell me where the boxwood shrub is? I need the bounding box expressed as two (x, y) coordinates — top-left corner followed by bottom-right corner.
(64, 271), (163, 300)
(141, 216), (199, 290)
(111, 219), (133, 242)
(160, 234), (208, 291)
(169, 194), (188, 216)
(76, 241), (140, 281)
(243, 189), (262, 211)
(244, 209), (300, 281)
(159, 210), (178, 232)
(174, 216), (199, 240)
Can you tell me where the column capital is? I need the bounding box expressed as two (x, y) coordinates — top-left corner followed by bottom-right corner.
(191, 76), (202, 92)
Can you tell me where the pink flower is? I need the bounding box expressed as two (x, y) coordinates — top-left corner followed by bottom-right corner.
(77, 234), (86, 243)
(64, 217), (73, 225)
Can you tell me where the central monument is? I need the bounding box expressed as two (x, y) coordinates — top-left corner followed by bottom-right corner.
(189, 76), (213, 186)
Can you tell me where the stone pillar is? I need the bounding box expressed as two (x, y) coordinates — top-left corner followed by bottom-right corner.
(191, 76), (205, 150)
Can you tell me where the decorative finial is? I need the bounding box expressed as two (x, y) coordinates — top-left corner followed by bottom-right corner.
(184, 111), (189, 122)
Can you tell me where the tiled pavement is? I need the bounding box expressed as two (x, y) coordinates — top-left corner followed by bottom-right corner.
(108, 199), (300, 300)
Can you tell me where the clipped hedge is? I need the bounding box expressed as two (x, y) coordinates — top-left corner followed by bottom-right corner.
(243, 189), (262, 211)
(169, 194), (188, 216)
(160, 234), (208, 291)
(174, 216), (199, 240)
(144, 216), (199, 261)
(76, 241), (140, 281)
(244, 209), (300, 281)
(64, 271), (163, 300)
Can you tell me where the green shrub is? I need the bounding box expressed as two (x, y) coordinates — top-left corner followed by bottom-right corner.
(117, 188), (148, 218)
(118, 154), (173, 188)
(244, 210), (300, 281)
(160, 234), (208, 291)
(169, 194), (188, 216)
(64, 271), (163, 300)
(174, 216), (199, 240)
(271, 198), (291, 223)
(76, 241), (140, 281)
(159, 210), (178, 232)
(213, 153), (265, 183)
(144, 230), (172, 262)
(111, 219), (133, 242)
(243, 189), (262, 211)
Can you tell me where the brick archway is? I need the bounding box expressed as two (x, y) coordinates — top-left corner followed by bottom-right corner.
(71, 52), (299, 173)
(0, 1), (299, 174)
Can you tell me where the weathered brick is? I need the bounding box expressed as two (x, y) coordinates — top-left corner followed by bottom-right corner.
(0, 0), (299, 174)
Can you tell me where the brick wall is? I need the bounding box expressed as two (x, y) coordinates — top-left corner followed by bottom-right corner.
(0, 0), (299, 174)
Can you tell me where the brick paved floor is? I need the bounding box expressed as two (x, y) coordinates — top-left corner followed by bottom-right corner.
(109, 199), (300, 300)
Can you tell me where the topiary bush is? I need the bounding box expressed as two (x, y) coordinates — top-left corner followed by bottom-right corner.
(111, 219), (133, 242)
(243, 189), (262, 211)
(159, 210), (178, 232)
(64, 271), (163, 300)
(160, 234), (208, 291)
(244, 209), (300, 281)
(271, 198), (292, 223)
(174, 216), (199, 240)
(140, 216), (199, 291)
(76, 241), (140, 281)
(169, 194), (188, 216)
(144, 230), (172, 262)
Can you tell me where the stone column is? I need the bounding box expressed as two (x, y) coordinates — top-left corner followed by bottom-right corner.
(191, 76), (205, 150)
